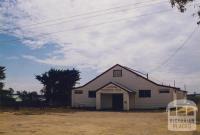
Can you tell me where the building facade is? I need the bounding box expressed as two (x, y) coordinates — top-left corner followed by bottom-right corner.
(72, 64), (187, 111)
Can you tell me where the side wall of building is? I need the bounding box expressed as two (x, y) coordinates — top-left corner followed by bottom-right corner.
(176, 90), (187, 100)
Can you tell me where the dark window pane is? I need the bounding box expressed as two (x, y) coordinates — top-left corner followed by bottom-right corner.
(88, 91), (96, 98)
(113, 70), (122, 77)
(159, 89), (170, 93)
(139, 90), (151, 98)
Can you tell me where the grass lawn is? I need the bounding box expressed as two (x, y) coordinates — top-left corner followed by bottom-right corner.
(0, 108), (199, 135)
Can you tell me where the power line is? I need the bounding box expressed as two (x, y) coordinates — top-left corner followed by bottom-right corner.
(0, 0), (168, 32)
(149, 26), (199, 73)
(34, 9), (172, 36)
(9, 1), (168, 31)
(0, 0), (166, 29)
(0, 8), (172, 45)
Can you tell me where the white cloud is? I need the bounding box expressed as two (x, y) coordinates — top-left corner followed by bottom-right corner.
(0, 0), (200, 92)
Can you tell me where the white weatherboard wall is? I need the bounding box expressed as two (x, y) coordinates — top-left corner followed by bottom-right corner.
(72, 65), (125, 108)
(72, 65), (186, 109)
(100, 94), (112, 109)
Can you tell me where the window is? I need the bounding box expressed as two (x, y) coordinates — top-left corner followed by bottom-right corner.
(159, 89), (170, 93)
(113, 70), (122, 77)
(139, 90), (151, 98)
(88, 91), (96, 98)
(74, 90), (83, 94)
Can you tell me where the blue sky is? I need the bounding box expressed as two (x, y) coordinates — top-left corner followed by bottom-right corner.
(0, 34), (53, 90)
(0, 0), (200, 93)
(0, 34), (98, 91)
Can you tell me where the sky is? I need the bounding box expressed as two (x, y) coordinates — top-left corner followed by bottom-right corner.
(0, 0), (200, 94)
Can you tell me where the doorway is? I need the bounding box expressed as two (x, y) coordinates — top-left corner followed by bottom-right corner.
(112, 94), (123, 110)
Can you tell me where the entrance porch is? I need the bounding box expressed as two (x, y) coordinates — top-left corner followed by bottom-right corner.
(96, 82), (136, 111)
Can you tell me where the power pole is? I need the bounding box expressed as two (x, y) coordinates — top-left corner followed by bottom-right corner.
(174, 80), (176, 87)
(184, 84), (187, 91)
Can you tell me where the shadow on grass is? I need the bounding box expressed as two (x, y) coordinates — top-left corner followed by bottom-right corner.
(5, 106), (198, 115)
(0, 131), (6, 134)
(92, 108), (167, 113)
(14, 110), (46, 115)
(0, 106), (168, 115)
(0, 107), (80, 115)
(0, 107), (100, 115)
(192, 131), (200, 135)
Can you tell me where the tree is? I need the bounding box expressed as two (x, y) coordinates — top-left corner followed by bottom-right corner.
(170, 0), (200, 24)
(0, 88), (15, 107)
(35, 68), (80, 106)
(16, 90), (41, 107)
(0, 66), (6, 90)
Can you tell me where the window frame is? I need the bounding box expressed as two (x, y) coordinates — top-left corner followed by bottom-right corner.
(159, 89), (170, 94)
(88, 91), (96, 98)
(113, 70), (122, 77)
(74, 90), (83, 94)
(139, 90), (151, 98)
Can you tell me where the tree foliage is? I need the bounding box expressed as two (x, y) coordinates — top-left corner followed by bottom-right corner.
(16, 90), (43, 107)
(0, 88), (15, 107)
(0, 67), (16, 107)
(170, 0), (200, 24)
(35, 68), (80, 106)
(0, 66), (6, 90)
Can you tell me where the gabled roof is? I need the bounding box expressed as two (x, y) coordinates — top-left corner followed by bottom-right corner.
(74, 64), (187, 92)
(121, 66), (183, 90)
(95, 82), (136, 93)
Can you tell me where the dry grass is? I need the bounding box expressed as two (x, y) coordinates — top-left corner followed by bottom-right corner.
(197, 104), (200, 122)
(0, 108), (199, 135)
